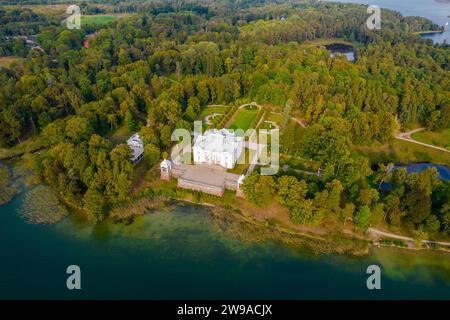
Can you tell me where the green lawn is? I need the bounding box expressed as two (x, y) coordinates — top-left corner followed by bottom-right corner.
(0, 56), (23, 68)
(411, 129), (450, 150)
(199, 106), (228, 118)
(228, 109), (258, 131)
(266, 112), (282, 123)
(355, 139), (450, 166)
(82, 15), (117, 26)
(0, 136), (46, 160)
(109, 125), (132, 147)
(260, 112), (282, 130)
(227, 149), (250, 174)
(281, 119), (305, 156)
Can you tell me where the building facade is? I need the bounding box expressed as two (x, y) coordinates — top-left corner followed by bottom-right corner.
(193, 129), (244, 169)
(160, 159), (245, 197)
(127, 133), (144, 165)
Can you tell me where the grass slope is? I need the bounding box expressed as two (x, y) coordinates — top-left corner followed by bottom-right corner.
(411, 129), (450, 150)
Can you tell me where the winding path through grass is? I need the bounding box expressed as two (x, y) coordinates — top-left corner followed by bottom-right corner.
(395, 128), (450, 153)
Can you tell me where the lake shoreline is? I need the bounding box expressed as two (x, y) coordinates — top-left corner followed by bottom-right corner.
(2, 154), (450, 257)
(110, 193), (450, 257)
(414, 30), (445, 35)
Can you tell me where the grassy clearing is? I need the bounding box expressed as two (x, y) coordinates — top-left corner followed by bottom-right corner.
(0, 136), (46, 160)
(82, 15), (117, 26)
(355, 139), (450, 166)
(260, 112), (282, 130)
(200, 106), (228, 118)
(280, 154), (320, 172)
(3, 4), (68, 15)
(0, 56), (23, 68)
(227, 149), (250, 175)
(411, 129), (450, 150)
(228, 109), (258, 131)
(265, 112), (282, 123)
(303, 38), (354, 46)
(109, 125), (132, 147)
(8, 4), (136, 20)
(301, 38), (364, 49)
(200, 106), (229, 129)
(281, 119), (306, 156)
(13, 153), (41, 188)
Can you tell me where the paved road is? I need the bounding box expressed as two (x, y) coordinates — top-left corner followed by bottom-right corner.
(395, 128), (449, 153)
(368, 228), (450, 247)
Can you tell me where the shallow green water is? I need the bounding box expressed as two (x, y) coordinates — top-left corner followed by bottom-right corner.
(0, 187), (449, 299)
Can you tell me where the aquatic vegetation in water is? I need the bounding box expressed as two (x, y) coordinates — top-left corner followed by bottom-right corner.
(109, 196), (175, 221)
(18, 185), (68, 224)
(0, 165), (19, 206)
(13, 153), (41, 188)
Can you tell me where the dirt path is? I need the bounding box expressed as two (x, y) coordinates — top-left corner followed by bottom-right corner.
(269, 111), (307, 128)
(368, 228), (450, 247)
(291, 117), (307, 128)
(204, 113), (222, 126)
(238, 102), (262, 110)
(395, 128), (449, 153)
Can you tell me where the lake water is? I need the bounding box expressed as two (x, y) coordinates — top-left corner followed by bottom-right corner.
(0, 182), (449, 299)
(330, 51), (356, 61)
(326, 43), (356, 61)
(327, 0), (450, 43)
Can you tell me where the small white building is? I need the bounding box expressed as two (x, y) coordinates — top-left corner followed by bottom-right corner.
(160, 159), (172, 180)
(127, 133), (144, 165)
(193, 129), (244, 169)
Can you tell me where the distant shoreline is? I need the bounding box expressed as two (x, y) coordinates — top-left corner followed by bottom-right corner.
(414, 30), (445, 35)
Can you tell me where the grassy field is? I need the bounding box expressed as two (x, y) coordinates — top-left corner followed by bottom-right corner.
(355, 139), (450, 166)
(0, 136), (46, 160)
(228, 109), (258, 131)
(109, 125), (132, 147)
(260, 112), (282, 130)
(411, 129), (450, 150)
(281, 119), (306, 156)
(3, 4), (68, 15)
(5, 4), (126, 24)
(82, 15), (117, 26)
(227, 149), (250, 175)
(0, 56), (23, 68)
(265, 112), (283, 122)
(199, 106), (228, 118)
(301, 38), (365, 49)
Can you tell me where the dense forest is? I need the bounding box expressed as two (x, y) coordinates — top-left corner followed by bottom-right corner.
(0, 0), (448, 241)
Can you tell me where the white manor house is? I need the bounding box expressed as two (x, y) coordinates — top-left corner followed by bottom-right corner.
(193, 129), (244, 169)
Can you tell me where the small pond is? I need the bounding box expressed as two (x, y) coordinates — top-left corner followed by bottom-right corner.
(380, 162), (450, 191)
(325, 43), (356, 62)
(395, 162), (450, 181)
